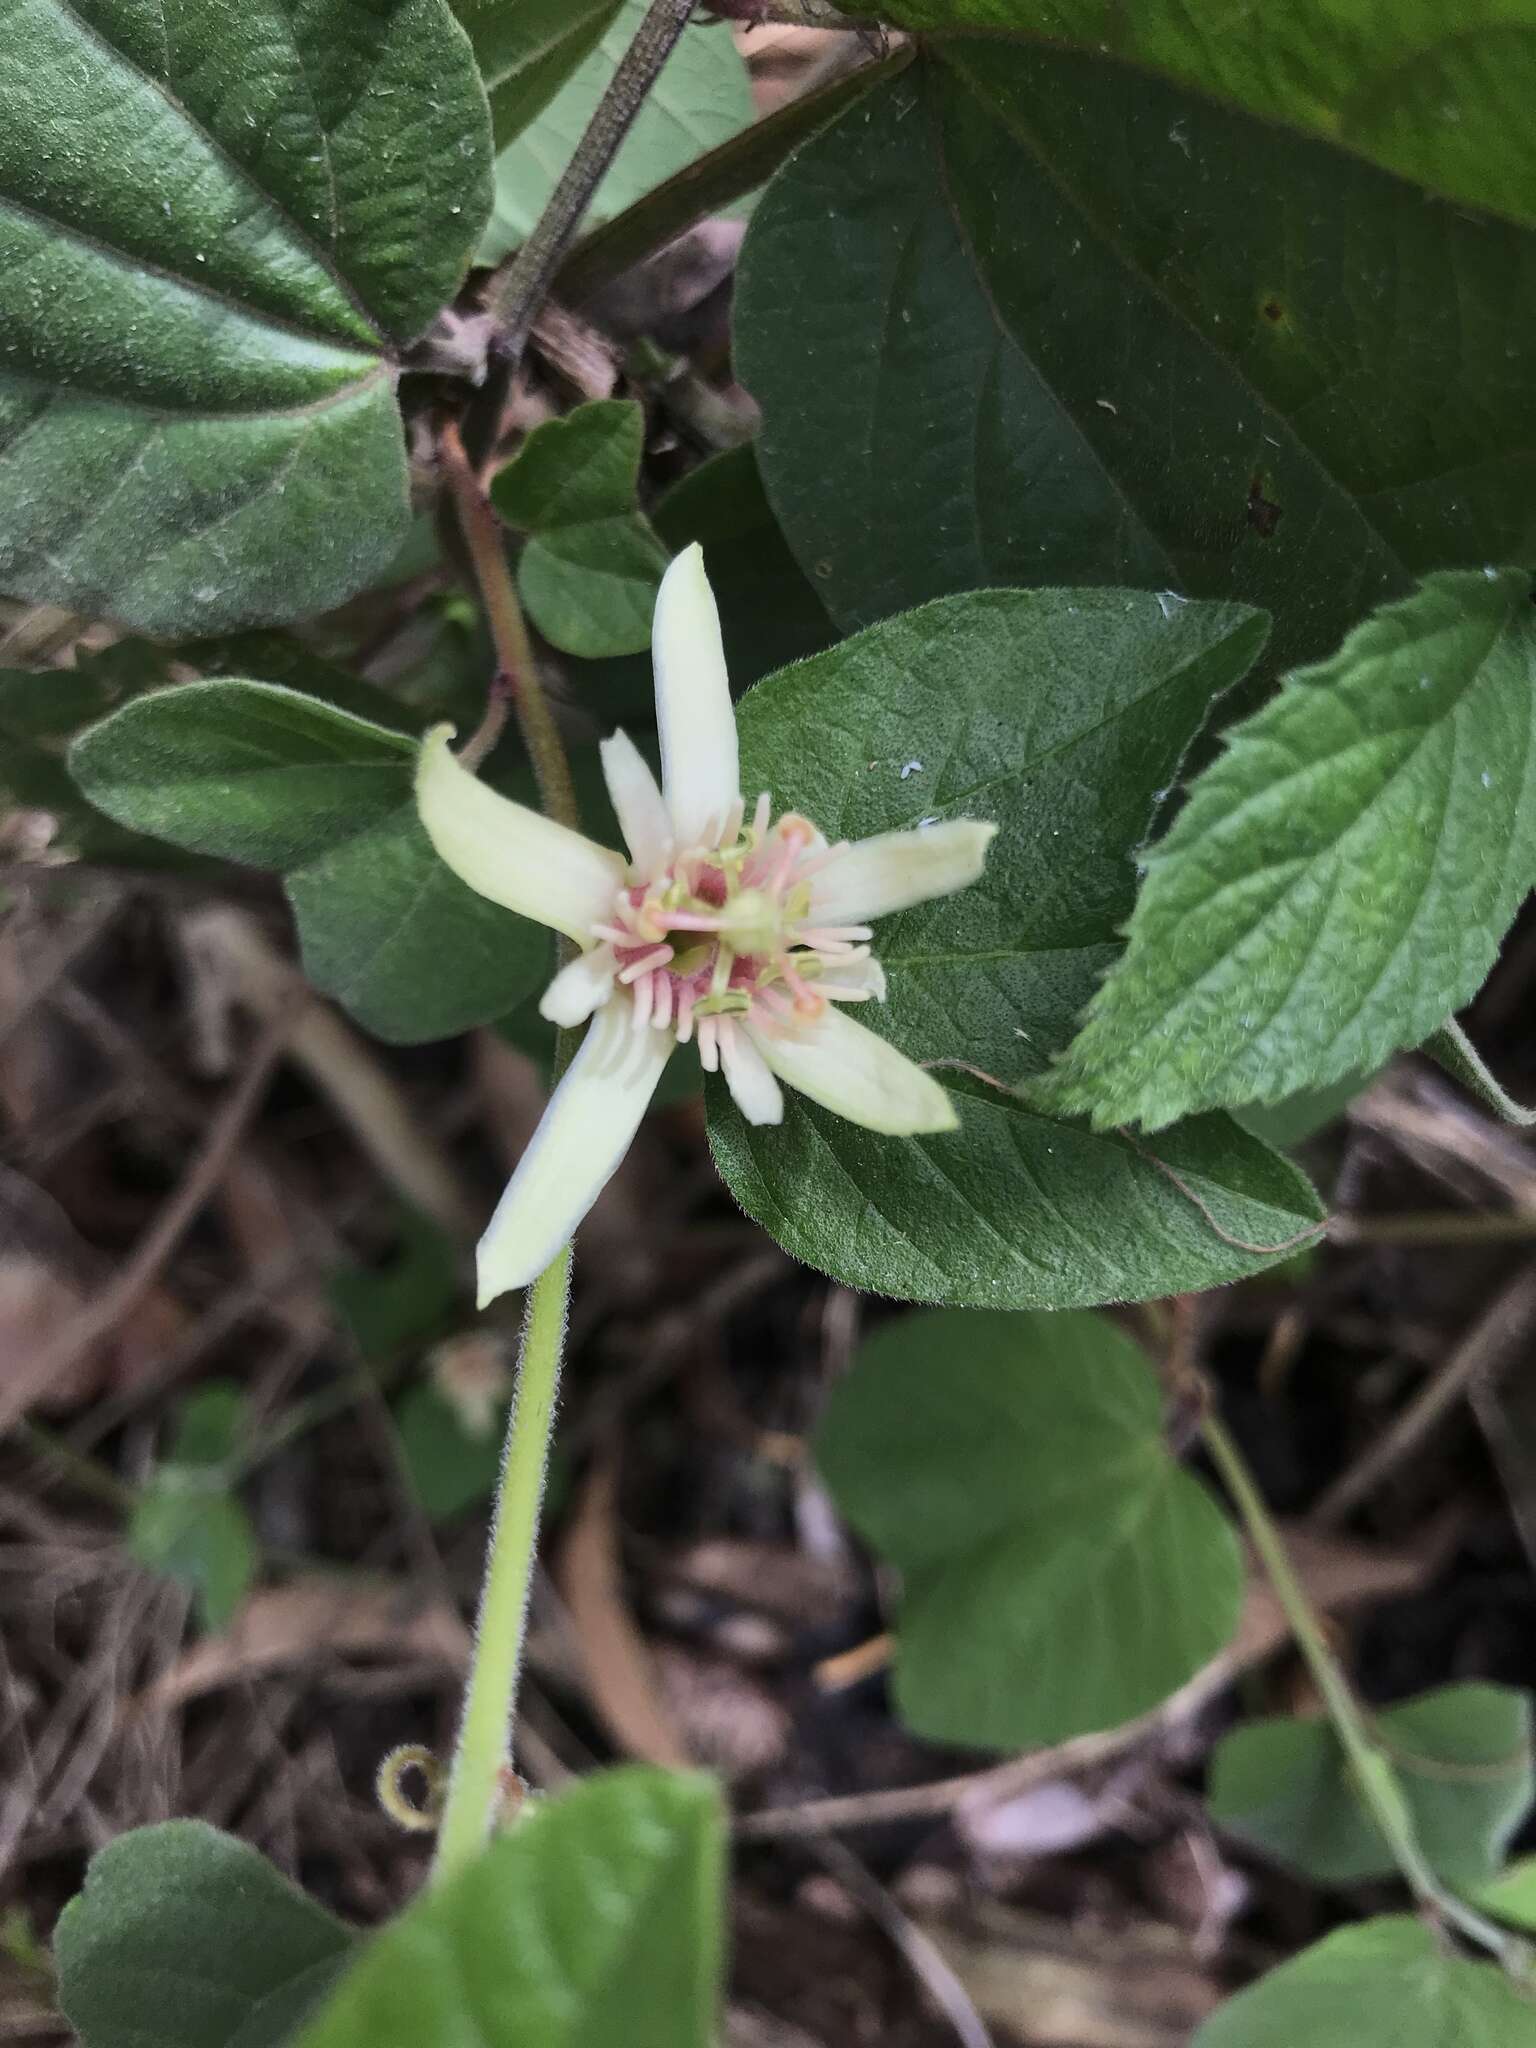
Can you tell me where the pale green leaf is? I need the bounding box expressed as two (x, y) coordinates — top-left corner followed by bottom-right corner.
(494, 401), (668, 658)
(395, 1383), (504, 1520)
(452, 0), (621, 144)
(1190, 1918), (1536, 2048)
(816, 1309), (1244, 1747)
(736, 56), (1536, 678)
(1209, 1684), (1535, 1887)
(0, 0), (493, 634)
(482, 1), (751, 261)
(55, 1820), (353, 2048)
(127, 1383), (257, 1630)
(1049, 571), (1536, 1130)
(298, 1768), (724, 2048)
(872, 2), (1536, 227)
(1478, 1857), (1536, 1932)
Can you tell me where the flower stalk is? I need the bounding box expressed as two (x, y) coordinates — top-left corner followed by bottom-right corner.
(432, 1245), (571, 1886)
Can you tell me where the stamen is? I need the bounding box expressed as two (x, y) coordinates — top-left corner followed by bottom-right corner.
(798, 925), (874, 946)
(617, 945), (673, 984)
(652, 974), (673, 1030)
(817, 984), (874, 1002)
(592, 921), (637, 946)
(662, 910), (726, 932)
(675, 989), (696, 1043)
(697, 1014), (719, 1073)
(751, 791), (771, 840)
(631, 972), (655, 1031)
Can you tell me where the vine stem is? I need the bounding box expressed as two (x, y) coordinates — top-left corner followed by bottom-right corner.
(438, 419), (579, 832)
(1200, 1408), (1531, 1975)
(433, 1247), (572, 1885)
(486, 0), (696, 344)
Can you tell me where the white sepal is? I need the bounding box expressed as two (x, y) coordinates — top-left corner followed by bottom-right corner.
(539, 945), (617, 1027)
(749, 1006), (956, 1136)
(599, 728), (672, 875)
(416, 726), (625, 944)
(475, 1002), (672, 1307)
(811, 820), (997, 926)
(652, 544), (739, 849)
(719, 1022), (784, 1125)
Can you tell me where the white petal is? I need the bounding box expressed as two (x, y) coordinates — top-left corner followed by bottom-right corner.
(750, 1007), (957, 1136)
(538, 945), (616, 1027)
(653, 544), (739, 848)
(600, 728), (671, 875)
(476, 1002), (671, 1306)
(719, 1024), (784, 1125)
(811, 820), (998, 926)
(417, 726), (626, 945)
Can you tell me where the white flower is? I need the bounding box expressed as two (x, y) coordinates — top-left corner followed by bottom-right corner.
(417, 545), (997, 1305)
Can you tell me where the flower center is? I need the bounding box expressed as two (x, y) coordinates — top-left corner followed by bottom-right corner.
(590, 800), (876, 1054)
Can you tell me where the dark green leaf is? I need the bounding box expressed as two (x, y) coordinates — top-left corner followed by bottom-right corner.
(56, 1819), (353, 2048)
(1190, 1917), (1536, 2048)
(452, 0), (620, 144)
(1048, 571), (1536, 1129)
(70, 682), (546, 1041)
(394, 1383), (504, 1520)
(494, 401), (669, 658)
(873, 2), (1536, 228)
(481, 1), (751, 262)
(710, 1075), (1322, 1308)
(817, 1309), (1243, 1747)
(285, 806), (550, 1042)
(298, 1768), (724, 2048)
(0, 0), (493, 635)
(330, 1211), (461, 1364)
(1209, 1684), (1535, 1887)
(708, 587), (1321, 1302)
(655, 447), (836, 684)
(127, 1384), (256, 1629)
(1233, 1073), (1378, 1151)
(68, 682), (415, 869)
(736, 56), (1536, 677)
(187, 635), (421, 735)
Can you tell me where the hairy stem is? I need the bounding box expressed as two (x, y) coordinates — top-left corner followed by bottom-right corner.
(1201, 1408), (1530, 1973)
(486, 0), (699, 356)
(439, 419), (579, 834)
(432, 1247), (572, 1885)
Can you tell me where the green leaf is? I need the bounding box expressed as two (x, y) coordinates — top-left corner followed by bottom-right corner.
(1232, 1073), (1378, 1152)
(1209, 1684), (1535, 1888)
(494, 401), (670, 659)
(56, 1819), (353, 2048)
(127, 1384), (256, 1630)
(1048, 571), (1536, 1131)
(395, 1383), (505, 1520)
(873, 2), (1536, 228)
(285, 807), (551, 1042)
(69, 682), (415, 868)
(707, 586), (1322, 1303)
(330, 1210), (460, 1364)
(0, 0), (493, 635)
(817, 1309), (1243, 1747)
(1478, 1857), (1536, 1932)
(711, 1083), (1323, 1308)
(736, 55), (1536, 678)
(655, 447), (837, 685)
(1189, 1918), (1536, 2048)
(482, 1), (752, 262)
(70, 682), (547, 1042)
(298, 1768), (724, 2048)
(127, 1486), (257, 1633)
(453, 0), (621, 144)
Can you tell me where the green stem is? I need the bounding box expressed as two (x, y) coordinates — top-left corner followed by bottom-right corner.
(432, 1244), (572, 1885)
(1201, 1409), (1528, 1971)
